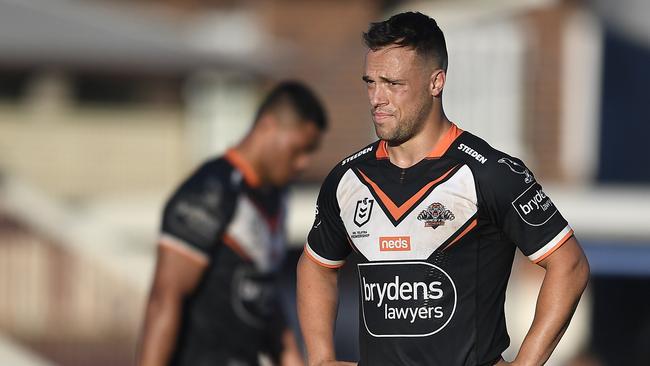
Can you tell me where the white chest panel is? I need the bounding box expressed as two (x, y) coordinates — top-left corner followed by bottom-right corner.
(225, 195), (285, 273)
(336, 165), (478, 261)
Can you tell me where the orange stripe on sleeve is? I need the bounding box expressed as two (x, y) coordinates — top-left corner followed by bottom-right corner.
(303, 244), (345, 269)
(159, 235), (209, 266)
(533, 229), (574, 264)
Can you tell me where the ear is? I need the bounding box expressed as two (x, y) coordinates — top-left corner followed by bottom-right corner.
(429, 69), (446, 98)
(256, 113), (278, 131)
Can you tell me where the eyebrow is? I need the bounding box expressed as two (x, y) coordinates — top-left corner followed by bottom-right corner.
(362, 75), (404, 83)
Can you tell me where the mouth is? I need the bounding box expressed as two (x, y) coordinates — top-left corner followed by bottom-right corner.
(372, 112), (393, 121)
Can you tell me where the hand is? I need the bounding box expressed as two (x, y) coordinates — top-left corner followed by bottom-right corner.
(494, 358), (514, 366)
(280, 347), (304, 366)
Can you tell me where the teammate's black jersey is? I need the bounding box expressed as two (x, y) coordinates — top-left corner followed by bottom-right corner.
(306, 124), (573, 366)
(160, 149), (288, 366)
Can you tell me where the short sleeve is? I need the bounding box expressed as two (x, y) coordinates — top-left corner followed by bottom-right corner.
(482, 155), (573, 263)
(305, 170), (351, 268)
(160, 162), (235, 262)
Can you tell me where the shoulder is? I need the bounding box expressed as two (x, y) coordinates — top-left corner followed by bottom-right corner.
(322, 140), (380, 187)
(448, 131), (535, 184)
(184, 157), (243, 193)
(165, 156), (243, 211)
(339, 141), (379, 168)
(448, 130), (548, 215)
(160, 157), (241, 254)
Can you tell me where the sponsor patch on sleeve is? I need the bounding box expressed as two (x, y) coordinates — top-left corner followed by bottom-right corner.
(511, 184), (557, 226)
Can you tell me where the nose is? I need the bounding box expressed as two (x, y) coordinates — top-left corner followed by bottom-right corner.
(368, 84), (388, 109)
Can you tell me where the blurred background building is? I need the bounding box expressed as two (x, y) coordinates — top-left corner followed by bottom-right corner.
(0, 0), (648, 365)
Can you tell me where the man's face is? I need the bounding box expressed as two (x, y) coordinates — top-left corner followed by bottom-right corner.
(363, 46), (435, 144)
(264, 119), (322, 186)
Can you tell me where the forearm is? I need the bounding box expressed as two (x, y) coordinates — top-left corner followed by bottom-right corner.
(296, 253), (345, 366)
(137, 294), (183, 366)
(513, 252), (589, 365)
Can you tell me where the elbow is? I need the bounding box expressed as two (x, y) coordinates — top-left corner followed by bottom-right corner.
(571, 251), (591, 292)
(578, 254), (590, 290)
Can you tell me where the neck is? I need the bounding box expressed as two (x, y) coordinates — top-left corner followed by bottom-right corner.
(233, 133), (267, 185)
(387, 105), (450, 168)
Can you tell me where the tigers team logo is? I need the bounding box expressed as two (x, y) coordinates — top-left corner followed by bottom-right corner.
(354, 197), (374, 227)
(417, 202), (455, 229)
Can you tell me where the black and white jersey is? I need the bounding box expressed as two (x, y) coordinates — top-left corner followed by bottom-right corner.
(160, 149), (288, 366)
(305, 124), (573, 366)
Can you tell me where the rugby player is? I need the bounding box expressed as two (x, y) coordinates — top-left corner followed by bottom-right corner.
(297, 12), (589, 366)
(138, 81), (326, 366)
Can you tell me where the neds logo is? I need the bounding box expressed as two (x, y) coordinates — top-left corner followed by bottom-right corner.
(379, 236), (411, 251)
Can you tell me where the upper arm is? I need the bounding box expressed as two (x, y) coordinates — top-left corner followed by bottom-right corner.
(480, 154), (573, 263)
(153, 161), (236, 297)
(304, 169), (351, 269)
(151, 243), (208, 298)
(298, 250), (340, 280)
(160, 161), (236, 259)
(536, 235), (590, 276)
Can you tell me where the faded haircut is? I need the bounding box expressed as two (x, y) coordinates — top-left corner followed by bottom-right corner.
(363, 11), (448, 71)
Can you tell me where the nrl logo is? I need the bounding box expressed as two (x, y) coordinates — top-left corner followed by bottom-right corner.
(417, 203), (455, 229)
(354, 197), (374, 227)
(498, 157), (534, 184)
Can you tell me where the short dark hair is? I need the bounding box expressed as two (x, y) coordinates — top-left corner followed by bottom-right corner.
(363, 12), (448, 70)
(255, 81), (327, 131)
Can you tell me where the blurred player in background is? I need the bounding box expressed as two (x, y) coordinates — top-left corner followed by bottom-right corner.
(138, 81), (326, 366)
(297, 12), (589, 366)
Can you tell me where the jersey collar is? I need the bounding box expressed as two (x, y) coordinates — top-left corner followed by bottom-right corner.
(376, 122), (463, 160)
(225, 148), (262, 188)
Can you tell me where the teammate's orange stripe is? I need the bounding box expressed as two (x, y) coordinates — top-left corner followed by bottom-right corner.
(222, 234), (252, 261)
(159, 238), (209, 266)
(428, 123), (463, 158)
(358, 166), (457, 221)
(225, 148), (261, 188)
(303, 245), (344, 269)
(444, 218), (478, 251)
(533, 230), (574, 264)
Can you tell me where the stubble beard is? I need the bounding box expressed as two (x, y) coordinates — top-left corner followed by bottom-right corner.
(376, 98), (433, 145)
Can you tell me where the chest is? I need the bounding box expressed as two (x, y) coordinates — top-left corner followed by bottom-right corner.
(337, 165), (478, 261)
(224, 194), (286, 273)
